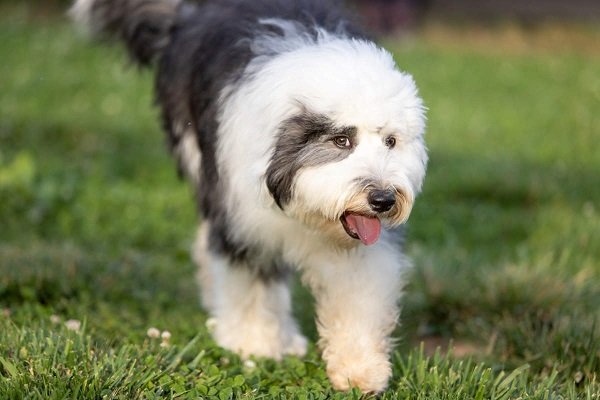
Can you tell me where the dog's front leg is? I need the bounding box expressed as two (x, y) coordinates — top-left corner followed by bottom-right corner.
(303, 243), (408, 393)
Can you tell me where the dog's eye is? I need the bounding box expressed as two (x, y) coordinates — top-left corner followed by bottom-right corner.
(384, 136), (396, 149)
(333, 136), (352, 149)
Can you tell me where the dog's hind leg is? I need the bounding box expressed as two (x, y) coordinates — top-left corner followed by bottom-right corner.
(193, 222), (307, 359)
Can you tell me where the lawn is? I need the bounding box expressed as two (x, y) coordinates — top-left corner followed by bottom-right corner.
(1, 3), (599, 399)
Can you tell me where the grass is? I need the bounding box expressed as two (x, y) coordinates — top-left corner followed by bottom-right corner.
(1, 3), (599, 398)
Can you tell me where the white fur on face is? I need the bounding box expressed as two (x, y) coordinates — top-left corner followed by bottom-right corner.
(215, 27), (427, 249)
(288, 130), (427, 225)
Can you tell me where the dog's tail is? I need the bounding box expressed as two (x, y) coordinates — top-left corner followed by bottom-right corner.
(69, 0), (181, 66)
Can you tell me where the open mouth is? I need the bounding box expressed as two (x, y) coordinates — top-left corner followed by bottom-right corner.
(340, 212), (382, 246)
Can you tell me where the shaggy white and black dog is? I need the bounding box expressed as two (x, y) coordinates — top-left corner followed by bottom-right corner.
(71, 0), (427, 392)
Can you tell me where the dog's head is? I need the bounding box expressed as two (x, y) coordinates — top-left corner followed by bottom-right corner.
(264, 39), (427, 247)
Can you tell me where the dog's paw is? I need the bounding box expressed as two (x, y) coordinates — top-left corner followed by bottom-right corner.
(212, 317), (307, 360)
(324, 349), (391, 393)
(214, 325), (282, 359)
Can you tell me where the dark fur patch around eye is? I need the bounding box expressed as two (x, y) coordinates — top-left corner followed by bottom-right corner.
(266, 110), (357, 208)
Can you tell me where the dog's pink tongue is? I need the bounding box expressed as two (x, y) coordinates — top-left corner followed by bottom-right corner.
(345, 214), (381, 245)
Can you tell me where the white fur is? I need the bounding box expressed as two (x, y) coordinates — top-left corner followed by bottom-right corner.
(301, 242), (409, 392)
(290, 131), (425, 223)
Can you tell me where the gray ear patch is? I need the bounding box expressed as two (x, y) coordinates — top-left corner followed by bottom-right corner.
(266, 110), (357, 208)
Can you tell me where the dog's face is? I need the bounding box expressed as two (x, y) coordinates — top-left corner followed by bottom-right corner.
(265, 47), (427, 247)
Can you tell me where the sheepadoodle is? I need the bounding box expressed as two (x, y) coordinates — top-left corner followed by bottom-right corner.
(70, 0), (428, 392)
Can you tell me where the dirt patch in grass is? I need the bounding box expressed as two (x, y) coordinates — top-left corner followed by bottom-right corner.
(417, 335), (487, 358)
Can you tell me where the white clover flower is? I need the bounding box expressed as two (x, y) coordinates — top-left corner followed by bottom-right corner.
(205, 318), (217, 332)
(65, 319), (81, 332)
(243, 359), (256, 369)
(160, 330), (172, 348)
(147, 327), (161, 339)
(50, 315), (61, 324)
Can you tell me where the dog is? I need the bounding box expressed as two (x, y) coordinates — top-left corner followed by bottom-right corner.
(70, 0), (427, 392)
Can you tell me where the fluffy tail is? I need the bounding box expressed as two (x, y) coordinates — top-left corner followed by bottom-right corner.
(69, 0), (181, 66)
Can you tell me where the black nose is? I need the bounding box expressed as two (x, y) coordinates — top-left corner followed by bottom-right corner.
(367, 189), (396, 213)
